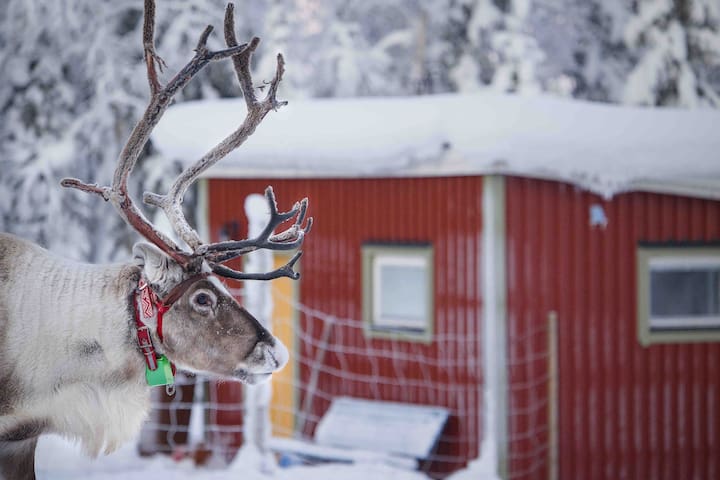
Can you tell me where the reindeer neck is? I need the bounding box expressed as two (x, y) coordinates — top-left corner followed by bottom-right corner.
(2, 239), (146, 388)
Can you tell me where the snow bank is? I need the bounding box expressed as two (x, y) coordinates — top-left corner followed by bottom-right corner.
(36, 434), (429, 480)
(152, 92), (720, 199)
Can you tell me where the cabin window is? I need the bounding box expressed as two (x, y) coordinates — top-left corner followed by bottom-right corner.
(362, 244), (434, 342)
(637, 245), (720, 345)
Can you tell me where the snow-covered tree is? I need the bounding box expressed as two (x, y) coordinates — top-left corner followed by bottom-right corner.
(527, 0), (632, 101)
(448, 0), (545, 94)
(255, 0), (434, 98)
(1, 0), (146, 261)
(0, 0), (255, 262)
(2, 0), (719, 265)
(330, 0), (423, 96)
(685, 0), (720, 105)
(622, 0), (720, 107)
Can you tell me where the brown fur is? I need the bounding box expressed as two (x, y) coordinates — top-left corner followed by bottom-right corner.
(0, 438), (38, 480)
(77, 340), (104, 357)
(0, 421), (46, 443)
(162, 279), (271, 376)
(0, 369), (21, 417)
(0, 242), (9, 283)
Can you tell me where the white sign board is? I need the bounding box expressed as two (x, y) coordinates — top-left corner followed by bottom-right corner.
(314, 397), (449, 459)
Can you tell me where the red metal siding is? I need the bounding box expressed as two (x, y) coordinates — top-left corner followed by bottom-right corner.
(208, 177), (484, 476)
(505, 176), (720, 480)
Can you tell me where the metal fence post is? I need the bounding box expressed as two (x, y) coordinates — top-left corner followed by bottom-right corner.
(548, 311), (559, 480)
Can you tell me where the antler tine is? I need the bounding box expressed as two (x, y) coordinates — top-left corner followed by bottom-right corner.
(270, 197), (312, 242)
(225, 4), (287, 110)
(199, 186), (312, 263)
(143, 0), (166, 95)
(265, 54), (288, 110)
(143, 2), (290, 252)
(225, 3), (259, 109)
(212, 251), (303, 281)
(203, 185), (311, 281)
(61, 0), (251, 265)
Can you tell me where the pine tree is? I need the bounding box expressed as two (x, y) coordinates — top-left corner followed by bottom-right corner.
(2, 0), (718, 267)
(684, 0), (720, 105)
(0, 0), (251, 262)
(1, 0), (144, 261)
(447, 0), (545, 94)
(256, 0), (437, 98)
(527, 0), (631, 101)
(622, 0), (720, 107)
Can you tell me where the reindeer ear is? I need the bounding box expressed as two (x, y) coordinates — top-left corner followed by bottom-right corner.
(132, 242), (184, 291)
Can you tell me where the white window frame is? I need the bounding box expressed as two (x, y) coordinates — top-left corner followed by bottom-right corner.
(362, 244), (434, 342)
(637, 245), (720, 346)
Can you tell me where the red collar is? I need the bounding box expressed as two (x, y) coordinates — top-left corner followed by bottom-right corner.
(134, 279), (168, 372)
(133, 273), (210, 377)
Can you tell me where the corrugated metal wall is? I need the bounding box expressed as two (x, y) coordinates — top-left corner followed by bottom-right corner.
(208, 177), (484, 476)
(505, 176), (720, 480)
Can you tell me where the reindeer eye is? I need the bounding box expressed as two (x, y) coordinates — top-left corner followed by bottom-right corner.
(191, 290), (216, 312)
(196, 294), (210, 305)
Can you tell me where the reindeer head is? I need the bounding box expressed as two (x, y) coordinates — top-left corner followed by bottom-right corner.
(61, 1), (311, 385)
(133, 243), (289, 384)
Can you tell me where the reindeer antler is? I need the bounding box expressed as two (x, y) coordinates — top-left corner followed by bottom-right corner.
(62, 0), (311, 281)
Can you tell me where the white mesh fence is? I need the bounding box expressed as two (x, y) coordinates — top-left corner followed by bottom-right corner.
(138, 289), (554, 479)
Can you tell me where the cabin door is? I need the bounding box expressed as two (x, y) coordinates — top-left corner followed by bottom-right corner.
(269, 252), (299, 437)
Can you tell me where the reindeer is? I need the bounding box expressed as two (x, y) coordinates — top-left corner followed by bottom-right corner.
(0, 1), (312, 478)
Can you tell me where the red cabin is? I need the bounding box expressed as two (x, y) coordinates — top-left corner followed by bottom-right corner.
(150, 93), (720, 479)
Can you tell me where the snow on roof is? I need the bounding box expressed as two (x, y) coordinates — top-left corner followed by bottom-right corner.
(153, 92), (720, 199)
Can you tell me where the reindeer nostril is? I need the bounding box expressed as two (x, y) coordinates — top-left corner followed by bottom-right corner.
(257, 327), (270, 343)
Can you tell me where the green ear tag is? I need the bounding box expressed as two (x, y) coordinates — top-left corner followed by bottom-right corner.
(145, 355), (175, 387)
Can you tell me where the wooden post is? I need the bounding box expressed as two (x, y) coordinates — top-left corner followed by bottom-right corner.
(547, 311), (559, 480)
(298, 317), (334, 436)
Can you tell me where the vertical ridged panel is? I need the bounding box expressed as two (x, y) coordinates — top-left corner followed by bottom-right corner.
(505, 177), (720, 480)
(208, 176), (484, 476)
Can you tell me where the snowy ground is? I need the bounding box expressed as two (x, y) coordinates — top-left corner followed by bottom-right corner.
(35, 435), (434, 480)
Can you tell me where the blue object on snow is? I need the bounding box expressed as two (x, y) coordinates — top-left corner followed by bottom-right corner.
(278, 452), (305, 468)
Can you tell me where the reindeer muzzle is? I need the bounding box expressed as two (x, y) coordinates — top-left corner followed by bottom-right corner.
(234, 337), (289, 385)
